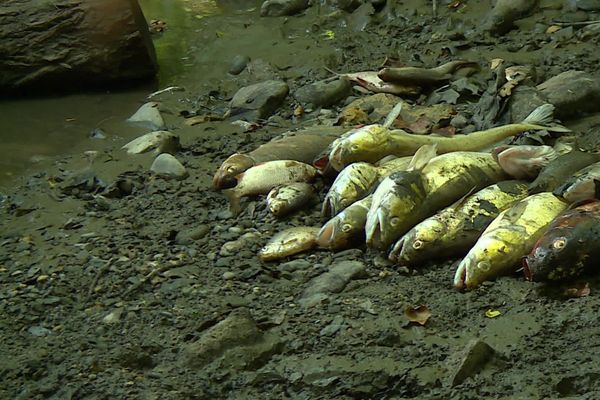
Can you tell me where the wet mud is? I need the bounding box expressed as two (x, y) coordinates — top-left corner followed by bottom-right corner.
(3, 0), (600, 398)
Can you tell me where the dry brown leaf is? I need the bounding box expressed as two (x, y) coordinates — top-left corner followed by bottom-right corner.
(563, 282), (591, 298)
(405, 305), (431, 325)
(546, 25), (561, 34)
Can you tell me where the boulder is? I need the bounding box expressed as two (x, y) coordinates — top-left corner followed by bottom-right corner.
(294, 78), (352, 108)
(0, 0), (157, 94)
(260, 0), (311, 17)
(537, 70), (600, 119)
(229, 80), (289, 121)
(150, 154), (188, 180)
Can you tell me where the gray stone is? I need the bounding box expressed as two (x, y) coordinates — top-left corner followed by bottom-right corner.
(448, 339), (496, 386)
(484, 0), (537, 36)
(150, 154), (188, 180)
(127, 102), (166, 130)
(229, 55), (250, 75)
(320, 315), (345, 336)
(229, 80), (289, 121)
(507, 85), (549, 123)
(122, 130), (179, 155)
(260, 0), (310, 17)
(294, 78), (352, 108)
(537, 70), (600, 119)
(175, 225), (210, 245)
(299, 260), (368, 307)
(576, 0), (600, 10)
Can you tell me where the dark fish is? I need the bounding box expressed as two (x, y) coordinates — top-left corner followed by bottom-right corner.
(529, 150), (600, 194)
(524, 201), (600, 282)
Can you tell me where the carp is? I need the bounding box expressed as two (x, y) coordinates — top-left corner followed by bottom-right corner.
(267, 183), (317, 217)
(454, 192), (568, 290)
(553, 161), (600, 203)
(378, 60), (476, 86)
(492, 145), (557, 180)
(259, 226), (321, 262)
(390, 181), (529, 266)
(328, 103), (568, 171)
(529, 150), (600, 194)
(317, 195), (372, 251)
(524, 201), (600, 282)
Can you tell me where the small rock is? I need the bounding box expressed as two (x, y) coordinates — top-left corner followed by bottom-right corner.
(294, 78), (352, 108)
(175, 225), (210, 245)
(127, 102), (166, 130)
(28, 326), (52, 337)
(537, 70), (600, 118)
(229, 55), (251, 75)
(575, 0), (600, 10)
(484, 0), (537, 36)
(122, 131), (180, 155)
(507, 85), (549, 123)
(185, 308), (262, 368)
(229, 80), (289, 121)
(260, 0), (310, 17)
(448, 339), (496, 386)
(299, 260), (368, 307)
(102, 308), (123, 324)
(223, 271), (236, 280)
(320, 315), (345, 336)
(277, 259), (312, 272)
(150, 154), (188, 180)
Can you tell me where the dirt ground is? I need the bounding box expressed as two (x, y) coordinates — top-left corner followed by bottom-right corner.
(3, 1), (600, 399)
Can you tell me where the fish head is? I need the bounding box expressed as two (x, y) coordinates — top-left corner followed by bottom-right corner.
(366, 171), (427, 250)
(329, 125), (389, 171)
(453, 235), (508, 290)
(213, 153), (255, 189)
(317, 208), (363, 250)
(390, 219), (444, 265)
(322, 163), (378, 218)
(496, 145), (556, 180)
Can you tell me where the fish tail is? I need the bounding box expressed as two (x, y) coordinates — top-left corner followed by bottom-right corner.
(521, 104), (571, 132)
(383, 101), (404, 128)
(223, 189), (242, 215)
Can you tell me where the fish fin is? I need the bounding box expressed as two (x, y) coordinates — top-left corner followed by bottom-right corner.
(521, 104), (571, 133)
(407, 144), (438, 171)
(448, 186), (477, 209)
(383, 101), (404, 128)
(223, 189), (242, 215)
(594, 179), (600, 199)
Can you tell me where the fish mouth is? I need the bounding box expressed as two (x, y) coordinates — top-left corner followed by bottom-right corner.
(388, 237), (404, 263)
(212, 172), (238, 190)
(316, 221), (336, 249)
(453, 260), (467, 290)
(321, 195), (339, 219)
(329, 143), (348, 171)
(313, 154), (330, 173)
(522, 256), (533, 282)
(366, 208), (387, 250)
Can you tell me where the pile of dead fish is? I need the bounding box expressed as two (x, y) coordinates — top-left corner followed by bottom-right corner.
(213, 62), (600, 291)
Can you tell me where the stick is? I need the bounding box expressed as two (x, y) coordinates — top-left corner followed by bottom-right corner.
(433, 0), (437, 17)
(551, 20), (600, 26)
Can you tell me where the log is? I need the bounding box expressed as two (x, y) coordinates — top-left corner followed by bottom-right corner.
(0, 0), (157, 94)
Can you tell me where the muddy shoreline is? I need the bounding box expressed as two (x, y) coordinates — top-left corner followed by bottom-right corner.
(3, 1), (600, 398)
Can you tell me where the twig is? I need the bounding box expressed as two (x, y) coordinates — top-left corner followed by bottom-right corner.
(86, 258), (114, 301)
(121, 261), (182, 298)
(551, 20), (600, 26)
(432, 0), (437, 18)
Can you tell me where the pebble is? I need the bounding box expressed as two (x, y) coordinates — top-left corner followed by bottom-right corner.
(449, 339), (496, 386)
(299, 260), (368, 307)
(121, 131), (180, 155)
(294, 78), (352, 108)
(320, 315), (345, 336)
(222, 271), (236, 280)
(150, 154), (188, 180)
(229, 55), (250, 75)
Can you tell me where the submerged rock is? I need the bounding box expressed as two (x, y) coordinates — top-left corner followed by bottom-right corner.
(229, 80), (289, 121)
(150, 154), (188, 179)
(229, 55), (251, 75)
(299, 260), (368, 307)
(260, 0), (310, 17)
(122, 131), (180, 155)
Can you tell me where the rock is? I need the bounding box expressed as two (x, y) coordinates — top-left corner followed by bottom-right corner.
(222, 271), (236, 280)
(229, 55), (251, 75)
(507, 85), (549, 123)
(277, 259), (312, 272)
(537, 70), (600, 119)
(175, 225), (210, 245)
(484, 0), (538, 35)
(229, 80), (289, 121)
(294, 78), (352, 108)
(338, 93), (399, 125)
(575, 0), (600, 10)
(448, 339), (496, 386)
(320, 315), (345, 336)
(185, 308), (262, 368)
(121, 130), (180, 155)
(338, 0), (364, 12)
(260, 0), (310, 17)
(150, 154), (188, 180)
(299, 260), (368, 307)
(126, 102), (166, 130)
(0, 0), (157, 94)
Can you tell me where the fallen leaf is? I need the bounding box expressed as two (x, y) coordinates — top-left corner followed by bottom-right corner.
(322, 30), (335, 40)
(563, 282), (591, 298)
(490, 58), (504, 69)
(405, 305), (431, 325)
(485, 309), (501, 318)
(546, 25), (561, 34)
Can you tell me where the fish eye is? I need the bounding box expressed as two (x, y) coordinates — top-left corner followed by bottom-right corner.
(226, 166), (237, 173)
(390, 217), (400, 226)
(412, 240), (424, 250)
(350, 144), (359, 152)
(477, 261), (491, 271)
(552, 238), (567, 251)
(341, 224), (352, 233)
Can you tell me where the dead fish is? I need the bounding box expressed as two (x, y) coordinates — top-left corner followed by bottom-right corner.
(213, 126), (346, 189)
(492, 145), (557, 180)
(454, 193), (568, 290)
(524, 201), (600, 282)
(378, 60), (476, 86)
(529, 150), (600, 194)
(485, 0), (537, 35)
(223, 160), (317, 213)
(330, 70), (421, 96)
(329, 104), (569, 171)
(554, 161), (600, 203)
(389, 181), (529, 266)
(317, 195), (372, 251)
(367, 151), (508, 250)
(259, 226), (321, 261)
(267, 183), (317, 217)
